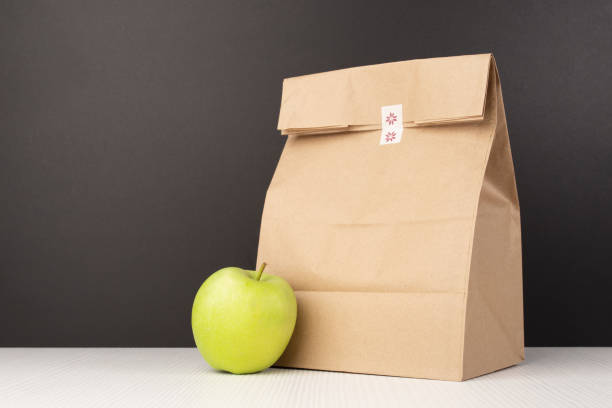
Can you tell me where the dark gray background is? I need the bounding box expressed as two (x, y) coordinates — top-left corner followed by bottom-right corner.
(1, 0), (611, 346)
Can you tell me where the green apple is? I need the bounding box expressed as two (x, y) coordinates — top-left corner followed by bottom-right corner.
(191, 263), (297, 374)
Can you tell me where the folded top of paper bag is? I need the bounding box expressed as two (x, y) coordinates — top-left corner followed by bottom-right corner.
(278, 53), (491, 135)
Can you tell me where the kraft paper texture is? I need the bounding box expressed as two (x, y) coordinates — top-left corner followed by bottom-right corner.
(257, 54), (524, 381)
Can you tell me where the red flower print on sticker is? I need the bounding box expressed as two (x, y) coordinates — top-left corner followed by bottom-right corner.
(385, 112), (398, 125)
(385, 131), (396, 142)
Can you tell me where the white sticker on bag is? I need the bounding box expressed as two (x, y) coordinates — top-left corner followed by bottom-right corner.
(380, 104), (403, 145)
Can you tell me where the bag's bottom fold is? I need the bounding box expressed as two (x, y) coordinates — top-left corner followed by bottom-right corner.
(274, 290), (520, 381)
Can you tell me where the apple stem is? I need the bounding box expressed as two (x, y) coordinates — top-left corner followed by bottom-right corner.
(255, 262), (267, 281)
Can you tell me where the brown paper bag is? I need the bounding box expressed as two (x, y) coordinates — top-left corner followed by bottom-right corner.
(257, 53), (524, 381)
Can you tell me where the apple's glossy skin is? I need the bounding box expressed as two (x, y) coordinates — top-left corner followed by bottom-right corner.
(191, 267), (297, 374)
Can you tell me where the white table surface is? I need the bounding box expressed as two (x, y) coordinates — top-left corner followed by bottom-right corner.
(1, 347), (610, 407)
